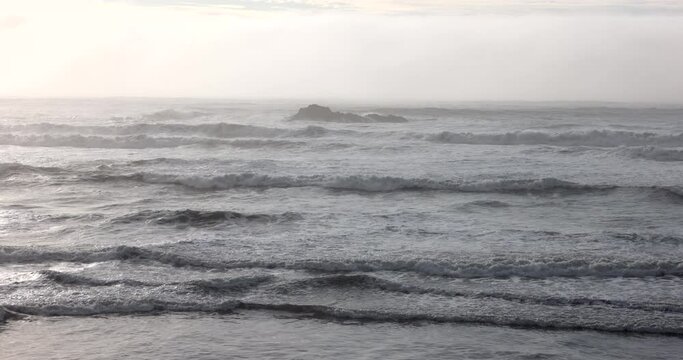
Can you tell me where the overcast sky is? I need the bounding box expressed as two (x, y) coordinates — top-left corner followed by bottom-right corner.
(1, 0), (682, 103)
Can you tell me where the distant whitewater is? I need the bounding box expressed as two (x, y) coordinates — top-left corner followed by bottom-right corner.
(1, 100), (682, 359)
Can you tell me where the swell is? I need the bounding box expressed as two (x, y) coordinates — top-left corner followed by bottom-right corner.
(370, 106), (683, 117)
(621, 146), (683, 161)
(2, 301), (681, 335)
(656, 186), (683, 200)
(88, 172), (683, 200)
(5, 124), (683, 150)
(0, 162), (66, 178)
(228, 257), (683, 279)
(141, 109), (210, 121)
(0, 122), (342, 139)
(0, 163), (632, 194)
(110, 209), (302, 226)
(2, 245), (682, 279)
(276, 274), (683, 314)
(460, 200), (511, 208)
(39, 270), (148, 287)
(237, 302), (683, 335)
(0, 245), (224, 269)
(5, 162), (680, 198)
(0, 307), (26, 322)
(38, 270), (274, 293)
(609, 232), (683, 244)
(426, 130), (683, 147)
(92, 172), (619, 194)
(0, 134), (305, 149)
(1, 301), (240, 318)
(33, 271), (682, 314)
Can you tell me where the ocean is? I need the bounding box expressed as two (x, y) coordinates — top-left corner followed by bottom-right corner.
(0, 98), (682, 359)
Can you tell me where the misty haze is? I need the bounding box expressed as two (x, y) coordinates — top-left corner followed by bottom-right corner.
(1, 1), (682, 359)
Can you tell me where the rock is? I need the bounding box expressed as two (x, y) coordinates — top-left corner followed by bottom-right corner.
(290, 105), (407, 123)
(290, 104), (366, 122)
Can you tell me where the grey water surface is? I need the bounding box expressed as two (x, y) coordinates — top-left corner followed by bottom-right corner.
(1, 99), (682, 359)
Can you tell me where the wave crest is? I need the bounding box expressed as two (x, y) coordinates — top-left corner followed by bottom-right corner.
(0, 163), (65, 178)
(33, 271), (683, 314)
(2, 245), (681, 279)
(0, 307), (26, 322)
(275, 274), (683, 313)
(39, 270), (273, 293)
(141, 109), (210, 121)
(623, 146), (683, 161)
(111, 209), (302, 226)
(105, 172), (615, 194)
(0, 134), (306, 149)
(0, 122), (342, 139)
(427, 130), (683, 147)
(4, 301), (681, 335)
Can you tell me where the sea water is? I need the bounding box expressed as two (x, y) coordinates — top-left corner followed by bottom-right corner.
(1, 99), (682, 359)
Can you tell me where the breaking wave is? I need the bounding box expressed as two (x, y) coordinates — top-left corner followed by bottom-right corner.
(187, 276), (275, 293)
(111, 209), (302, 226)
(141, 109), (210, 121)
(0, 307), (26, 322)
(609, 232), (683, 244)
(97, 172), (616, 194)
(26, 271), (683, 315)
(2, 245), (681, 279)
(426, 130), (683, 147)
(0, 163), (65, 178)
(2, 301), (681, 335)
(0, 122), (343, 139)
(4, 163), (679, 201)
(2, 301), (240, 318)
(460, 200), (511, 208)
(238, 302), (683, 335)
(275, 274), (683, 313)
(39, 270), (274, 293)
(655, 186), (683, 200)
(621, 146), (683, 161)
(223, 257), (683, 279)
(39, 270), (147, 287)
(0, 134), (305, 149)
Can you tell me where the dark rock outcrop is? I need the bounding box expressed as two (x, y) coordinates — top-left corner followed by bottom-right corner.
(290, 105), (407, 123)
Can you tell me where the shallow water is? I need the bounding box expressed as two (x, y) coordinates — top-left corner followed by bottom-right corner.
(1, 99), (682, 358)
(2, 312), (681, 360)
